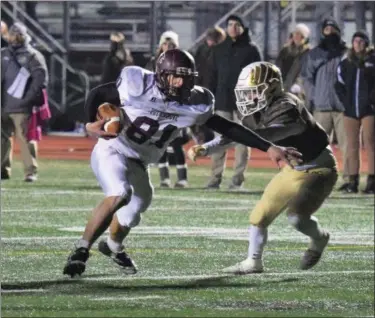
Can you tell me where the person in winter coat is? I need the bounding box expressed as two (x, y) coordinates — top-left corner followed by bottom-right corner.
(1, 23), (48, 181)
(276, 23), (311, 101)
(145, 31), (190, 188)
(301, 18), (348, 189)
(335, 30), (375, 194)
(190, 27), (226, 148)
(206, 14), (262, 190)
(100, 32), (133, 84)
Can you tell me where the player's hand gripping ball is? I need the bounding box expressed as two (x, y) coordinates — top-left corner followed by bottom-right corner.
(96, 103), (123, 134)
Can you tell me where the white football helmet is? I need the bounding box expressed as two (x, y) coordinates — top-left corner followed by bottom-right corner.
(235, 62), (284, 117)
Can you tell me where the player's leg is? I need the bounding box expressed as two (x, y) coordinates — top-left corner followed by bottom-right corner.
(287, 152), (338, 270)
(207, 110), (233, 189)
(98, 159), (153, 273)
(362, 115), (375, 193)
(222, 167), (302, 274)
(158, 151), (171, 188)
(63, 144), (132, 277)
(230, 111), (251, 189)
(171, 136), (188, 188)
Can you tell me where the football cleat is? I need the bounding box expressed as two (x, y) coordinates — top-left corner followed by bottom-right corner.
(300, 232), (330, 270)
(63, 247), (90, 278)
(160, 179), (171, 188)
(98, 240), (137, 274)
(221, 258), (264, 275)
(174, 180), (188, 188)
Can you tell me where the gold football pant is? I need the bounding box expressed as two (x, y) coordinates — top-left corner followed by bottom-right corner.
(250, 155), (338, 228)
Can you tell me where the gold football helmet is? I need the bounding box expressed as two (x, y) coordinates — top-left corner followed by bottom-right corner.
(235, 62), (284, 116)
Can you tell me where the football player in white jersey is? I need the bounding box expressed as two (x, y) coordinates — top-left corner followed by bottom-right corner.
(63, 49), (302, 277)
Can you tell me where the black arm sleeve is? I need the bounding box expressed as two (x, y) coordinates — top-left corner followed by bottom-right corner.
(84, 82), (121, 123)
(205, 114), (272, 152)
(254, 123), (305, 142)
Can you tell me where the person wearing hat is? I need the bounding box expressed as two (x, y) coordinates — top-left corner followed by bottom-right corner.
(145, 31), (190, 188)
(335, 30), (375, 194)
(101, 31), (134, 84)
(145, 30), (179, 72)
(1, 22), (48, 181)
(206, 14), (262, 190)
(276, 23), (311, 100)
(301, 17), (348, 189)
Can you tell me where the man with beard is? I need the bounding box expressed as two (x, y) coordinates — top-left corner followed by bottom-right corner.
(301, 18), (348, 189)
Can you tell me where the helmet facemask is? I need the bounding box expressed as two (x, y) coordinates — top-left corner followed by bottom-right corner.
(235, 82), (269, 117)
(235, 62), (283, 117)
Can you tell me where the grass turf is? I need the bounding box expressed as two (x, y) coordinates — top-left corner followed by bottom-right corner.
(1, 160), (374, 317)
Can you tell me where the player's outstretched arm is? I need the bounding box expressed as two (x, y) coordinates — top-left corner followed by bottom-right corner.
(205, 114), (303, 168)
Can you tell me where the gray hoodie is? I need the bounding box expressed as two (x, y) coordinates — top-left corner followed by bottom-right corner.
(1, 44), (48, 114)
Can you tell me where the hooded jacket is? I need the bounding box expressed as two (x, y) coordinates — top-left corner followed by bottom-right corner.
(1, 44), (48, 114)
(301, 32), (347, 112)
(207, 29), (262, 112)
(335, 47), (375, 118)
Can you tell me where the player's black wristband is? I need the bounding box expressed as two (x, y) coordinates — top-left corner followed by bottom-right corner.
(84, 82), (120, 123)
(205, 114), (272, 152)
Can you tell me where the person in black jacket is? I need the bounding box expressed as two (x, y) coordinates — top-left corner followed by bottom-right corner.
(190, 27), (226, 149)
(335, 30), (375, 194)
(100, 32), (133, 84)
(206, 14), (262, 189)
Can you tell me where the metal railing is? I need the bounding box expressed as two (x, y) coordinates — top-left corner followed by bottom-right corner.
(2, 1), (90, 114)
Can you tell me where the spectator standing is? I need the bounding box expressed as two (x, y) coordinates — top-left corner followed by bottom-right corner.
(301, 18), (348, 188)
(101, 32), (133, 84)
(206, 15), (262, 189)
(190, 27), (226, 147)
(1, 23), (48, 181)
(276, 23), (311, 101)
(335, 30), (375, 194)
(145, 31), (190, 188)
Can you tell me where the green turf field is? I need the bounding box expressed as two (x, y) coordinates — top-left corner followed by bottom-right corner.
(1, 160), (374, 317)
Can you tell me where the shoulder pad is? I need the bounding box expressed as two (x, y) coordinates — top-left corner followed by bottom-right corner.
(189, 86), (215, 106)
(117, 66), (152, 97)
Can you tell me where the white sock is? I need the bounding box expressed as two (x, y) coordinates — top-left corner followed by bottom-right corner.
(107, 236), (123, 253)
(75, 239), (89, 249)
(247, 225), (268, 260)
(288, 215), (326, 252)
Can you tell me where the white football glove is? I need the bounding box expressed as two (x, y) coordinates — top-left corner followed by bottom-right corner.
(290, 83), (302, 94)
(187, 145), (208, 162)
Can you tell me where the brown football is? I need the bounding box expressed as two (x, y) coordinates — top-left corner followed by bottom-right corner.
(96, 103), (123, 134)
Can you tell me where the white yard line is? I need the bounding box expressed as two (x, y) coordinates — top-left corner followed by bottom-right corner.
(1, 193), (373, 211)
(2, 226), (373, 246)
(1, 288), (45, 294)
(90, 295), (164, 301)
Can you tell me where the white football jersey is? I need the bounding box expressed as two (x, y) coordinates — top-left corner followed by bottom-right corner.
(97, 66), (214, 164)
